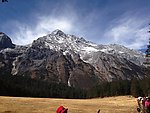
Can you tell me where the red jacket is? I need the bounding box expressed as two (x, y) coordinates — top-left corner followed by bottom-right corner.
(145, 101), (150, 107)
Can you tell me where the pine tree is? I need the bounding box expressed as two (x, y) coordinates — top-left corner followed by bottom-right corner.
(144, 24), (150, 67)
(130, 79), (143, 97)
(145, 34), (150, 57)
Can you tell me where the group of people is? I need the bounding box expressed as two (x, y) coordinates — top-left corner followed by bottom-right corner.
(56, 97), (150, 113)
(137, 96), (150, 113)
(56, 106), (101, 113)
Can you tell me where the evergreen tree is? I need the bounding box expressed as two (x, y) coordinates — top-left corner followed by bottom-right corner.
(144, 24), (150, 67)
(145, 38), (150, 57)
(130, 79), (143, 97)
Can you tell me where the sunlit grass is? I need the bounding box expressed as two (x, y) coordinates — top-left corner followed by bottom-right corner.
(0, 96), (138, 113)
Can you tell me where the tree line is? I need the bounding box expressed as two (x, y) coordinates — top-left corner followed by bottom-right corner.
(0, 74), (86, 99)
(0, 71), (150, 99)
(87, 67), (150, 98)
(87, 77), (150, 98)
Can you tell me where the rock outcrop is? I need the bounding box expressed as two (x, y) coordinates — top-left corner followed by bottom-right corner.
(0, 32), (15, 50)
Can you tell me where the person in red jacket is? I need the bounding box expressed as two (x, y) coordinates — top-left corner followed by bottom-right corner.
(145, 97), (150, 113)
(56, 106), (68, 113)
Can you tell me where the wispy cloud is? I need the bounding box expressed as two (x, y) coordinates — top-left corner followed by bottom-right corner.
(2, 0), (150, 50)
(5, 1), (78, 45)
(10, 13), (76, 45)
(9, 12), (150, 50)
(103, 15), (149, 49)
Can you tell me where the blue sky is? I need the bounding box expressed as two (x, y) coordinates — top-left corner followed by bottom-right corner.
(0, 0), (150, 50)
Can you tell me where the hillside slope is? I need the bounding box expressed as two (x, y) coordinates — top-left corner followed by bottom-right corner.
(0, 30), (149, 89)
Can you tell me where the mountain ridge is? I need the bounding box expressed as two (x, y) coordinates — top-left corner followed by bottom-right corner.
(33, 30), (145, 66)
(0, 30), (148, 89)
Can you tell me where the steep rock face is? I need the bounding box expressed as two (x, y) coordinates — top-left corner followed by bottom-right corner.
(0, 30), (148, 89)
(34, 30), (144, 66)
(97, 44), (145, 66)
(0, 32), (15, 50)
(0, 45), (28, 76)
(0, 53), (11, 75)
(83, 51), (146, 81)
(11, 42), (104, 89)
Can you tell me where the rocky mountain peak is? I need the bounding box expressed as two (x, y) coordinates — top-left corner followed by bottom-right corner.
(0, 32), (5, 36)
(0, 32), (15, 50)
(51, 29), (66, 36)
(0, 31), (148, 89)
(36, 30), (144, 66)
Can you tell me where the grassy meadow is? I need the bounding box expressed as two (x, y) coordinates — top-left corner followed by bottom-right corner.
(0, 96), (138, 113)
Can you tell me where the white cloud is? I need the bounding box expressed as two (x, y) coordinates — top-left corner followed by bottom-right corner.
(37, 16), (73, 33)
(7, 4), (150, 50)
(104, 17), (149, 49)
(12, 16), (74, 45)
(129, 27), (149, 49)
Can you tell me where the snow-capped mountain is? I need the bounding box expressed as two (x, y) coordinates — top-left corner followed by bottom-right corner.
(96, 44), (145, 66)
(33, 29), (145, 66)
(0, 30), (148, 89)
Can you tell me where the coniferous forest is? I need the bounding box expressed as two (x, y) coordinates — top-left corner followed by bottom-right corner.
(0, 70), (150, 99)
(0, 25), (150, 99)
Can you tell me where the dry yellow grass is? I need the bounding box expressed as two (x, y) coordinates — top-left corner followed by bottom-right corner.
(0, 96), (138, 113)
